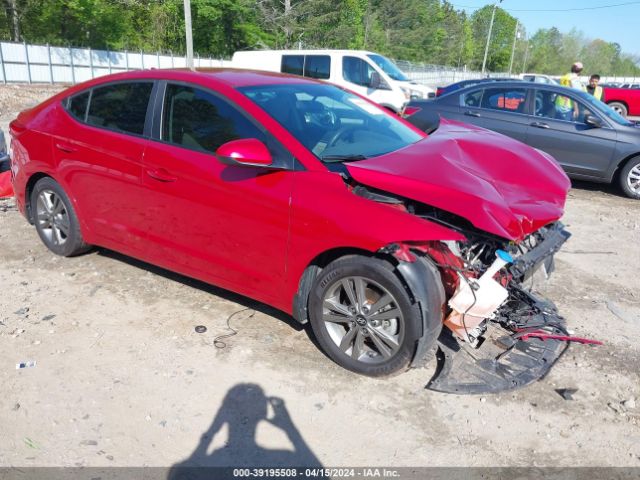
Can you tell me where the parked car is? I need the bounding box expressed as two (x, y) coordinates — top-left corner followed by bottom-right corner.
(10, 69), (571, 393)
(520, 73), (559, 85)
(407, 81), (640, 199)
(0, 128), (12, 198)
(231, 50), (434, 113)
(435, 77), (521, 97)
(602, 86), (640, 117)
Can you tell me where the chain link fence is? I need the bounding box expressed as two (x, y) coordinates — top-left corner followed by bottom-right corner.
(395, 60), (514, 87)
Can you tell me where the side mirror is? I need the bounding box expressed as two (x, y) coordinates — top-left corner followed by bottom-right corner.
(215, 138), (273, 168)
(369, 71), (382, 89)
(584, 114), (603, 128)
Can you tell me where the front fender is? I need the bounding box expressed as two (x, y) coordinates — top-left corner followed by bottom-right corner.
(395, 255), (446, 368)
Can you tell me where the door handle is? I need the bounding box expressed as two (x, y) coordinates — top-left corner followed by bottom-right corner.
(146, 168), (177, 183)
(464, 110), (481, 117)
(55, 143), (77, 153)
(530, 121), (550, 129)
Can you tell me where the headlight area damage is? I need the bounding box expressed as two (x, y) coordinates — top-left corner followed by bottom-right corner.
(354, 184), (599, 394)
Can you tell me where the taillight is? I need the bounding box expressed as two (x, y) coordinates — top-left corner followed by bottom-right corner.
(436, 87), (444, 97)
(402, 106), (421, 117)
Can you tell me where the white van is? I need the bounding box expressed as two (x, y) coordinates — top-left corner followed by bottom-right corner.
(231, 50), (433, 113)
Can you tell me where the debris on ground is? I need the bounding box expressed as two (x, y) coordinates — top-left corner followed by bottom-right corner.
(16, 361), (36, 369)
(555, 388), (578, 400)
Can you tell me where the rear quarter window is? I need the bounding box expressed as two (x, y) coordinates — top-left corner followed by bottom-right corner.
(65, 90), (90, 121)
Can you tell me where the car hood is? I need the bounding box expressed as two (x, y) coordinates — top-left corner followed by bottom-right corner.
(345, 119), (570, 241)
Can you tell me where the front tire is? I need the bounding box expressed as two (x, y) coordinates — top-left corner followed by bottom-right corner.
(30, 177), (90, 256)
(308, 256), (423, 377)
(619, 157), (640, 199)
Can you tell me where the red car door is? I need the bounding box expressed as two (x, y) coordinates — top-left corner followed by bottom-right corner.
(54, 81), (155, 253)
(138, 82), (294, 305)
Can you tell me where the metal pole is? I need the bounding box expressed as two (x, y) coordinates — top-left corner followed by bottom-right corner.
(508, 20), (518, 76)
(24, 41), (31, 84)
(522, 40), (529, 74)
(88, 47), (94, 78)
(125, 49), (129, 71)
(69, 46), (75, 84)
(157, 51), (160, 68)
(184, 0), (194, 70)
(0, 42), (6, 84)
(47, 43), (53, 84)
(196, 52), (200, 68)
(140, 49), (144, 69)
(170, 50), (174, 68)
(108, 49), (112, 74)
(481, 1), (502, 75)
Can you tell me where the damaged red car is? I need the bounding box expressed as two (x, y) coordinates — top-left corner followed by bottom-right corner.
(10, 69), (572, 393)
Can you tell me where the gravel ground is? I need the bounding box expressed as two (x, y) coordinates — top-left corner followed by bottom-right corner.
(1, 85), (639, 469)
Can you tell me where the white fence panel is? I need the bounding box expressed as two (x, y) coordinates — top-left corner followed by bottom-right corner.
(0, 41), (224, 84)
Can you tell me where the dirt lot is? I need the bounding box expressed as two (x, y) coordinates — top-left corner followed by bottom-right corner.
(1, 85), (640, 469)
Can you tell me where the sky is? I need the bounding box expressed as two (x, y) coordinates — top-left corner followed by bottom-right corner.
(451, 0), (640, 56)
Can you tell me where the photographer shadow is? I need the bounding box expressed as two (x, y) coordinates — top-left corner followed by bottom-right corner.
(168, 383), (322, 479)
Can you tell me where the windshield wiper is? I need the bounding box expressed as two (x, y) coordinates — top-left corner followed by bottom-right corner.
(321, 154), (368, 163)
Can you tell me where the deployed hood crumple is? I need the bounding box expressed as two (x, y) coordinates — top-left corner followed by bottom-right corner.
(345, 119), (570, 241)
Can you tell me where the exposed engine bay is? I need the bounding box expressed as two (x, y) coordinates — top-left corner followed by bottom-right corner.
(351, 182), (592, 394)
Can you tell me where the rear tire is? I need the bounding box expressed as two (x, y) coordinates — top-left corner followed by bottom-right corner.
(608, 101), (628, 117)
(30, 177), (90, 256)
(308, 255), (423, 377)
(619, 157), (640, 200)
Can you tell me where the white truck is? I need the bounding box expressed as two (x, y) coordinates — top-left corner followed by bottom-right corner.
(231, 49), (434, 113)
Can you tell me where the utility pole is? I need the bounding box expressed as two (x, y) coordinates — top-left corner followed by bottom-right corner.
(508, 20), (519, 75)
(522, 39), (529, 74)
(184, 0), (194, 70)
(481, 0), (503, 75)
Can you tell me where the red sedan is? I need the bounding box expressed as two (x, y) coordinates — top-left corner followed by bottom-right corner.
(10, 69), (572, 392)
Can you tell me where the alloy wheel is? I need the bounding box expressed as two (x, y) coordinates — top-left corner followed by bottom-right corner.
(322, 276), (404, 363)
(36, 189), (70, 247)
(628, 164), (640, 194)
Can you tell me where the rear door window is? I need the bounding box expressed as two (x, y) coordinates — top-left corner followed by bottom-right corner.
(481, 87), (527, 113)
(304, 55), (330, 79)
(281, 55), (304, 76)
(86, 82), (153, 135)
(161, 83), (266, 153)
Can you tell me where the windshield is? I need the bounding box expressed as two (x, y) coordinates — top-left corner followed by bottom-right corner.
(239, 83), (423, 162)
(367, 54), (409, 81)
(575, 90), (635, 126)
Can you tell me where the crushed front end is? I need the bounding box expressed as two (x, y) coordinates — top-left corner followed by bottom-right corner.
(421, 221), (573, 394)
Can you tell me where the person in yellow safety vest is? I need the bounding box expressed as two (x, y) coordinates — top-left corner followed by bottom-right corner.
(555, 61), (586, 121)
(587, 74), (604, 101)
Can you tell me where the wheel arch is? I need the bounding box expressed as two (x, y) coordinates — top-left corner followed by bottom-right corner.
(606, 99), (629, 112)
(292, 246), (378, 325)
(292, 244), (446, 369)
(608, 152), (640, 183)
(24, 172), (54, 223)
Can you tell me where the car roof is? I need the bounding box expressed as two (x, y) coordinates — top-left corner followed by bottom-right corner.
(451, 80), (578, 95)
(66, 67), (321, 92)
(234, 49), (378, 56)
